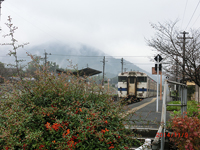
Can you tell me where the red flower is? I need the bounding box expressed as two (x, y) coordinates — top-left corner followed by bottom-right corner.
(63, 129), (70, 138)
(67, 140), (75, 148)
(72, 135), (78, 140)
(105, 128), (109, 132)
(75, 108), (82, 114)
(67, 129), (70, 134)
(52, 140), (56, 143)
(101, 129), (105, 133)
(5, 147), (9, 150)
(101, 128), (109, 133)
(52, 123), (62, 131)
(45, 122), (51, 130)
(109, 145), (114, 149)
(39, 145), (45, 149)
(51, 104), (56, 108)
(23, 144), (27, 149)
(62, 121), (69, 126)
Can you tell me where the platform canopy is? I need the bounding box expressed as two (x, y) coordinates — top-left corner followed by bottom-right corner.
(56, 67), (102, 77)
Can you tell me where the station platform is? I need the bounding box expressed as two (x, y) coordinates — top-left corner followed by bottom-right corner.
(123, 97), (171, 129)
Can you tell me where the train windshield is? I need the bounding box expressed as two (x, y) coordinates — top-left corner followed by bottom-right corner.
(137, 77), (147, 82)
(118, 76), (127, 82)
(129, 77), (135, 83)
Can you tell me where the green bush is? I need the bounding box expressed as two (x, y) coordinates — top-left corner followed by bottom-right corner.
(0, 68), (139, 149)
(167, 100), (200, 118)
(167, 101), (181, 111)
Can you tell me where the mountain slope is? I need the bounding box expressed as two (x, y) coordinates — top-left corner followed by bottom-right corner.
(18, 42), (155, 80)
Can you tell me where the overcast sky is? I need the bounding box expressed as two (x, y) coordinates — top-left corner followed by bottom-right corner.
(1, 0), (200, 73)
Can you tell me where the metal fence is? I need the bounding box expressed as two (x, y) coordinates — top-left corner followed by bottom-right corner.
(152, 80), (187, 150)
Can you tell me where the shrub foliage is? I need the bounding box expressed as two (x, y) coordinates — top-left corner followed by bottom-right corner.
(169, 112), (200, 150)
(0, 68), (138, 149)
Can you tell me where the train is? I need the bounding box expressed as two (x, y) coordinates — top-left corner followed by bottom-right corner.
(118, 71), (157, 102)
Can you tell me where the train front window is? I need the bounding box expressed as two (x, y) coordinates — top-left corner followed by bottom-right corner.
(130, 77), (135, 83)
(137, 77), (147, 82)
(118, 76), (127, 82)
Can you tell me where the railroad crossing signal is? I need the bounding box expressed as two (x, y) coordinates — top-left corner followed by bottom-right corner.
(154, 54), (162, 73)
(154, 54), (163, 112)
(154, 54), (163, 62)
(155, 64), (162, 72)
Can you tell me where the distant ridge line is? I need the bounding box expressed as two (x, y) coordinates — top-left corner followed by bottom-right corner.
(50, 54), (153, 58)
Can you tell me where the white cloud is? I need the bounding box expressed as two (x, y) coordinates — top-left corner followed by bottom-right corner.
(0, 0), (200, 73)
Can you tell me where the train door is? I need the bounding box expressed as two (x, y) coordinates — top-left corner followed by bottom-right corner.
(128, 76), (136, 97)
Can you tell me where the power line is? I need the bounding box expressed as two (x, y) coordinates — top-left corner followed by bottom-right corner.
(185, 0), (200, 30)
(181, 0), (188, 29)
(50, 54), (153, 58)
(0, 54), (154, 58)
(191, 13), (200, 28)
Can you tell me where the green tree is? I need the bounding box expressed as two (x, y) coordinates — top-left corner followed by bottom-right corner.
(48, 61), (60, 72)
(26, 55), (43, 76)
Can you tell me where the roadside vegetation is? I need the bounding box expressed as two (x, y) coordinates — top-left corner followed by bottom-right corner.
(0, 66), (141, 149)
(166, 100), (200, 149)
(167, 100), (200, 118)
(0, 16), (141, 149)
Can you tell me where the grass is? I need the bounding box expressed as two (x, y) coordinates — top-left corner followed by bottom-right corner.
(166, 101), (181, 111)
(167, 100), (200, 118)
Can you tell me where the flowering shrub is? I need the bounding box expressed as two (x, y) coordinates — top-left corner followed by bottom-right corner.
(169, 113), (200, 150)
(0, 68), (139, 149)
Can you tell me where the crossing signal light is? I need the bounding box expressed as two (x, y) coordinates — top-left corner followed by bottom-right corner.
(155, 64), (162, 72)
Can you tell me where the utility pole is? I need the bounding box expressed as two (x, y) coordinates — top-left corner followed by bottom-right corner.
(121, 58), (124, 74)
(44, 50), (51, 67)
(178, 31), (192, 83)
(100, 56), (107, 87)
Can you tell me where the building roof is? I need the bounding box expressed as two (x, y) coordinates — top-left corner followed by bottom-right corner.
(56, 67), (102, 77)
(186, 81), (195, 86)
